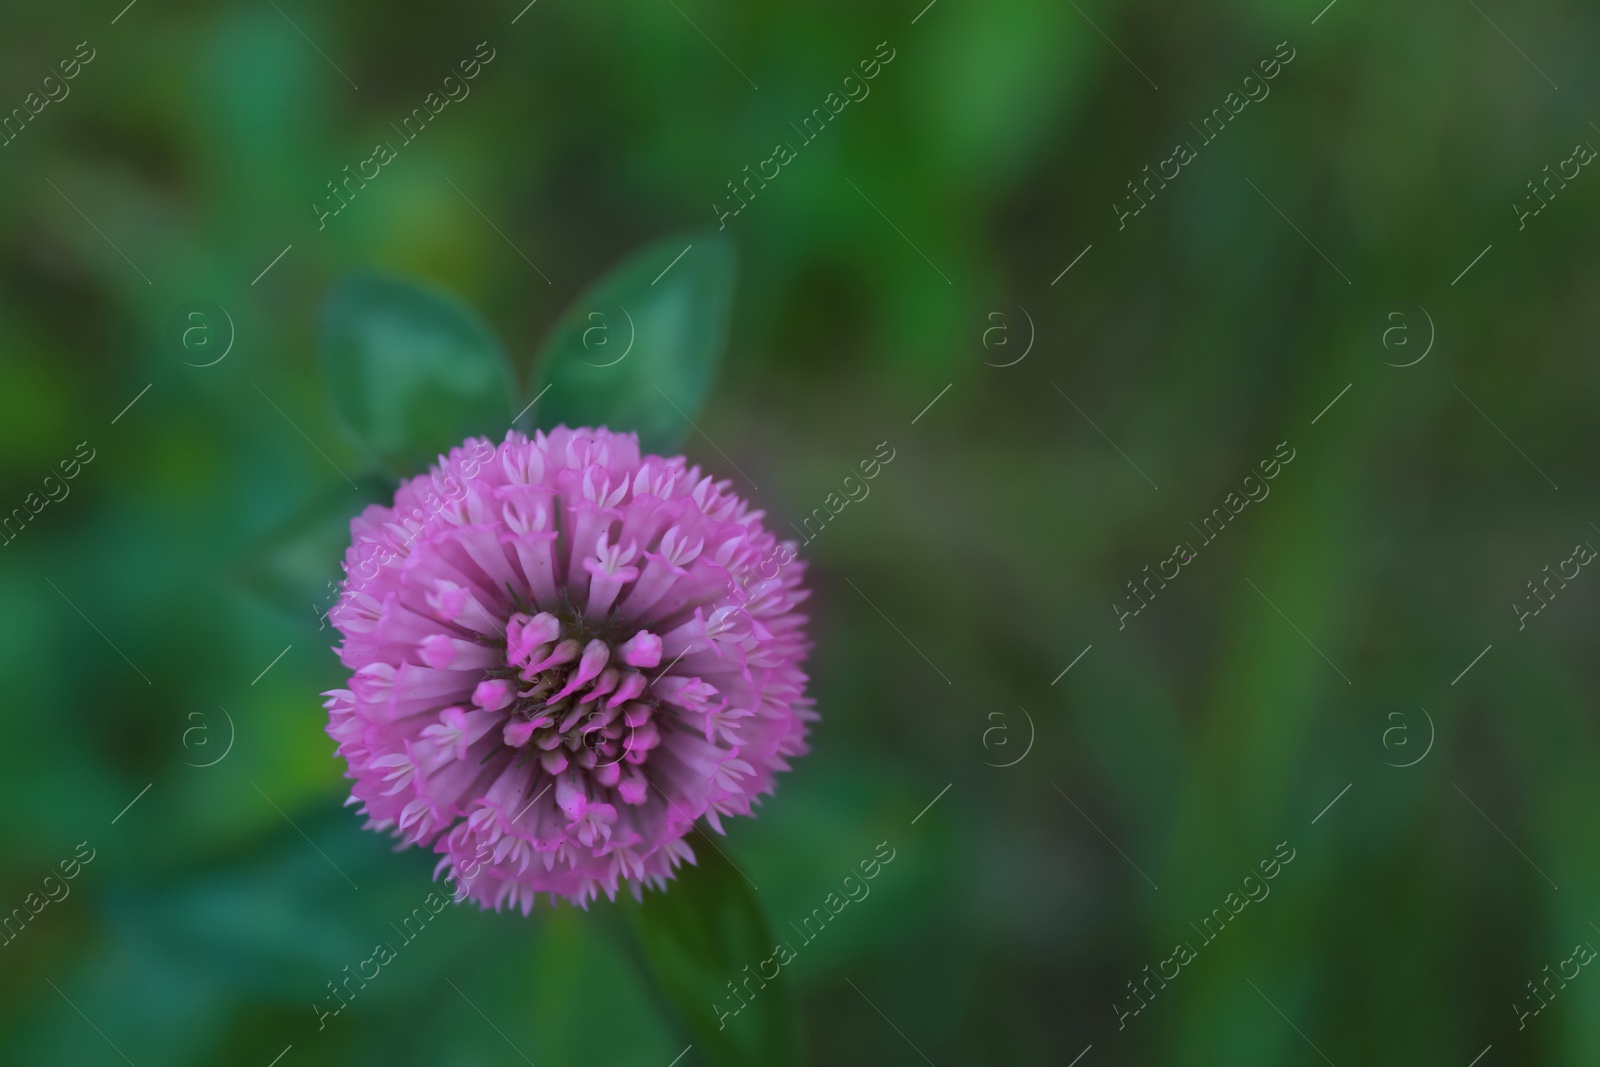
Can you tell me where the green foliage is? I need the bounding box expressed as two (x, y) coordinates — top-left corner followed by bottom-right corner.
(630, 845), (800, 1067)
(3, 0), (1598, 1064)
(530, 232), (736, 454)
(320, 275), (516, 474)
(232, 478), (388, 628)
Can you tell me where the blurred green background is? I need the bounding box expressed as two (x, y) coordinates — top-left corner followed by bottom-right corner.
(3, 0), (1599, 1063)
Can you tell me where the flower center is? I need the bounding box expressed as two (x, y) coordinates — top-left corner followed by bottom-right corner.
(480, 606), (666, 779)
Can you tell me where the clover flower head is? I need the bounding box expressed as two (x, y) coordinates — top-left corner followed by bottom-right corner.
(324, 427), (813, 911)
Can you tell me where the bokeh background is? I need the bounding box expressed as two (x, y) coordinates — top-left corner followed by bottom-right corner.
(3, 0), (1599, 1063)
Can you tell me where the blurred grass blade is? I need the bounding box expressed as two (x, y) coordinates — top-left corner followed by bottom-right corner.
(320, 274), (516, 474)
(529, 232), (735, 453)
(629, 844), (799, 1067)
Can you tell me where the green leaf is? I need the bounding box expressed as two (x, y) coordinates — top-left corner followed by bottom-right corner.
(629, 843), (800, 1067)
(529, 232), (736, 454)
(320, 274), (516, 474)
(232, 477), (389, 629)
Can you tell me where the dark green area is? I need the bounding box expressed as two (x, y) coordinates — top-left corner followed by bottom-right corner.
(1, 0), (1597, 1063)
